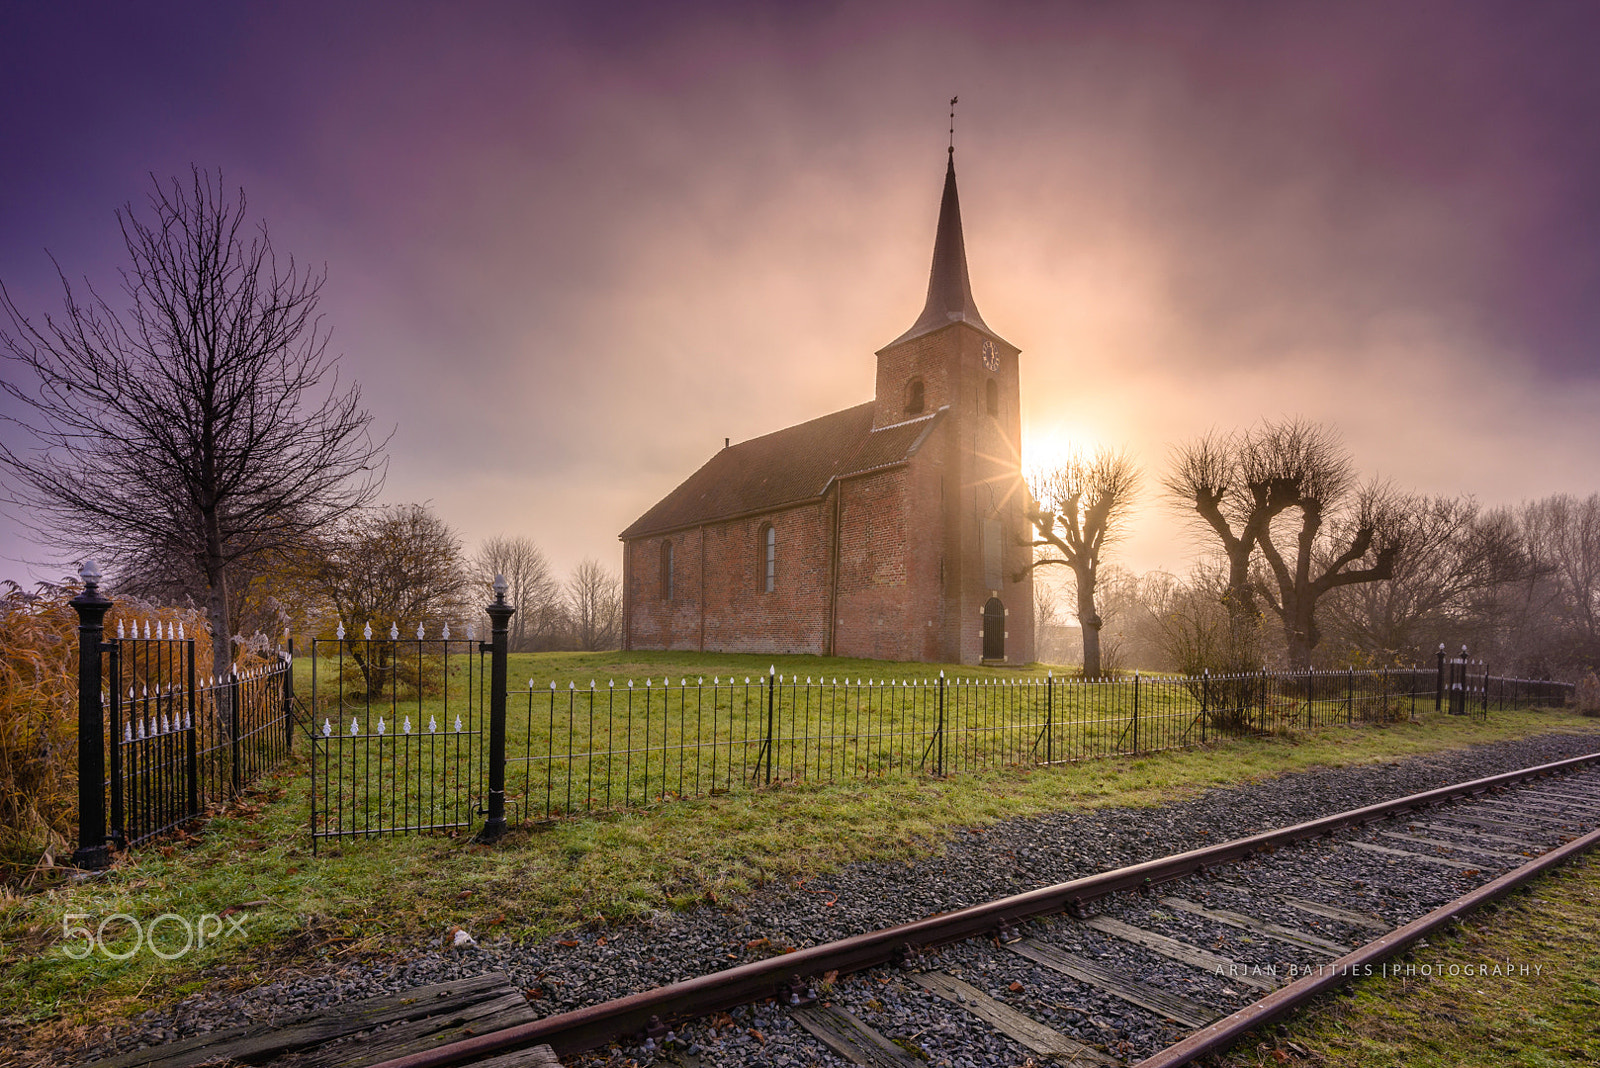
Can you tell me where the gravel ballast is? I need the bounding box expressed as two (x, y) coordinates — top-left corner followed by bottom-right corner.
(59, 730), (1600, 1067)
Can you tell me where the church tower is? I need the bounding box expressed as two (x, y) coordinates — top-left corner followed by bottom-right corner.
(873, 148), (1033, 663)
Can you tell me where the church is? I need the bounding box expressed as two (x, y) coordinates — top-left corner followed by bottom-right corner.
(619, 149), (1035, 665)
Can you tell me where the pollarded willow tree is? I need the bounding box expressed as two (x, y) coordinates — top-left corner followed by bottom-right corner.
(0, 168), (387, 676)
(1165, 418), (1409, 670)
(1024, 447), (1142, 678)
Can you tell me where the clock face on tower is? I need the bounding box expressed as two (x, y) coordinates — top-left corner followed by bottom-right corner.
(981, 338), (1000, 371)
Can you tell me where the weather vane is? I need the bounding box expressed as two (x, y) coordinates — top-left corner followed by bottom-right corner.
(949, 95), (959, 153)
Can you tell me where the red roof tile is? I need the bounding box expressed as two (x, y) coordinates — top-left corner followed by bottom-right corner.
(620, 404), (943, 539)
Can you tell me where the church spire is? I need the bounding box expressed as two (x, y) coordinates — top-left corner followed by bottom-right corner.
(888, 148), (994, 347)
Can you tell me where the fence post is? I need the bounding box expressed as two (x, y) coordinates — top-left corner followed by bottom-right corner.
(283, 637), (295, 752)
(1132, 672), (1141, 754)
(230, 669), (242, 796)
(479, 575), (515, 842)
(1346, 666), (1354, 725)
(1045, 670), (1053, 764)
(765, 665), (777, 784)
(107, 642), (123, 847)
(1435, 644), (1445, 712)
(70, 561), (114, 870)
(935, 670), (946, 776)
(1258, 668), (1267, 731)
(186, 636), (198, 820)
(1201, 668), (1209, 744)
(1306, 669), (1315, 729)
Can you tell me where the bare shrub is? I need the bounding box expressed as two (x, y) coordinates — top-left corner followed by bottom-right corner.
(1577, 671), (1600, 717)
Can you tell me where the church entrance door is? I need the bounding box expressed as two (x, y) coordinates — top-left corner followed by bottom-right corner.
(982, 597), (1005, 661)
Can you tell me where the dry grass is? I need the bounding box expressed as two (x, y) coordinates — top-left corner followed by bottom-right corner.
(0, 585), (81, 870)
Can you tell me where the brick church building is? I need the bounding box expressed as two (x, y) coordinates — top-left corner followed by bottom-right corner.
(620, 150), (1035, 664)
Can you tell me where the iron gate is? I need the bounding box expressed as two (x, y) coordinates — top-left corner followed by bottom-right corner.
(307, 626), (488, 848)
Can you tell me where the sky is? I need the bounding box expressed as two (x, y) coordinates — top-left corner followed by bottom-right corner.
(3, 0), (1600, 599)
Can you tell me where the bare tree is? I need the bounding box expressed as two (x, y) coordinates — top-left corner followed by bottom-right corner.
(1520, 494), (1600, 674)
(1164, 423), (1328, 636)
(1137, 564), (1268, 676)
(566, 559), (621, 651)
(1261, 479), (1409, 669)
(1031, 568), (1077, 666)
(473, 535), (562, 652)
(0, 168), (386, 675)
(1024, 448), (1141, 678)
(1322, 497), (1529, 664)
(307, 503), (468, 695)
(1095, 565), (1186, 673)
(1166, 419), (1406, 669)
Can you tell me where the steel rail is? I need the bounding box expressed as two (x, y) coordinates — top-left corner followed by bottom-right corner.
(364, 750), (1600, 1068)
(1132, 822), (1600, 1068)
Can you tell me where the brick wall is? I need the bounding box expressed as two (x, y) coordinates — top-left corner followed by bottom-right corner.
(625, 458), (960, 661)
(835, 466), (926, 661)
(624, 501), (835, 654)
(702, 503), (834, 653)
(873, 333), (952, 429)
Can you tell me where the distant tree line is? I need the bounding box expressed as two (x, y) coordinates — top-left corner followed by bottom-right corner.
(295, 505), (622, 653)
(1032, 418), (1600, 681)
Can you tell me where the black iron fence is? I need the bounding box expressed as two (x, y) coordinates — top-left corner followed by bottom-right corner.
(307, 625), (487, 850)
(106, 633), (293, 846)
(300, 589), (1577, 845)
(70, 566), (295, 869)
(503, 665), (1444, 821)
(1432, 645), (1572, 717)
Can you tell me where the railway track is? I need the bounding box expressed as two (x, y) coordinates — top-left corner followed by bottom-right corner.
(351, 751), (1600, 1068)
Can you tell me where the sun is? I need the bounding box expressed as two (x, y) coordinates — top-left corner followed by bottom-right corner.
(1022, 420), (1105, 482)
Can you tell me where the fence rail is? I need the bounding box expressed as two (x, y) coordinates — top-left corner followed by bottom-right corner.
(300, 595), (1575, 846)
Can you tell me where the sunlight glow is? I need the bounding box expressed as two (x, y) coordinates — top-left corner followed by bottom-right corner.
(1022, 421), (1106, 478)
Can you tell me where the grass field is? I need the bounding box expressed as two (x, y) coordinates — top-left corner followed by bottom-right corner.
(2, 649), (1595, 1055)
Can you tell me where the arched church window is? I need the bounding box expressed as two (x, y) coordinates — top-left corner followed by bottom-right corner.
(660, 540), (674, 601)
(759, 523), (776, 593)
(905, 378), (925, 416)
(985, 378), (999, 416)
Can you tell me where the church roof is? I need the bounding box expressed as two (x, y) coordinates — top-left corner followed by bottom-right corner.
(620, 403), (944, 539)
(884, 151), (1002, 348)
